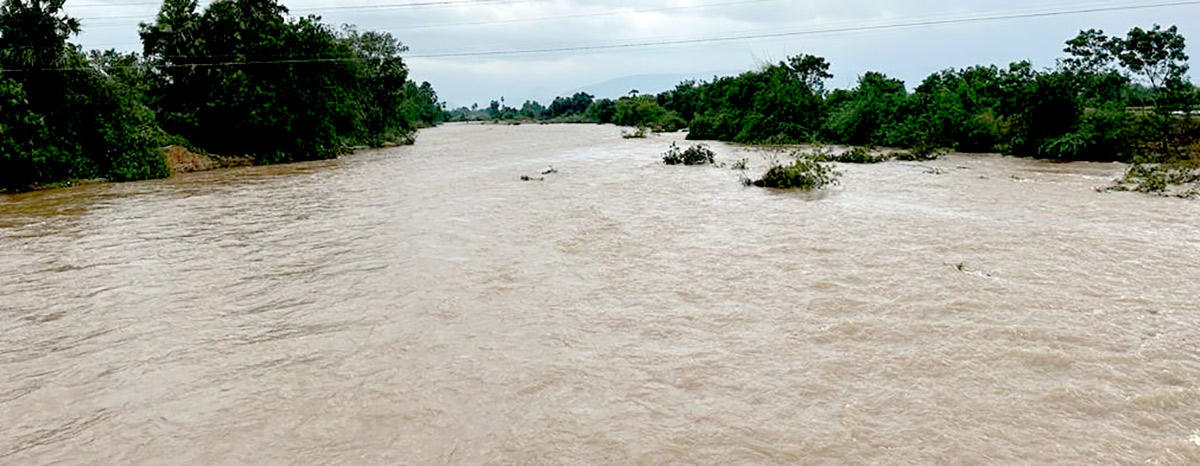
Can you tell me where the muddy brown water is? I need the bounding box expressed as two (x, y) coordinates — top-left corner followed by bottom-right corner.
(2, 123), (1199, 465)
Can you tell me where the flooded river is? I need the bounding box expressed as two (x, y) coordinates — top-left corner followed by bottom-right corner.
(2, 123), (1199, 464)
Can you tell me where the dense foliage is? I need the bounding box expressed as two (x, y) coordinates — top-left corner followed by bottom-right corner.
(660, 25), (1197, 168)
(0, 0), (170, 189)
(0, 0), (440, 191)
(445, 91), (686, 131)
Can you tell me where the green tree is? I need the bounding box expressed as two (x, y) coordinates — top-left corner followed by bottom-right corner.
(822, 71), (907, 146)
(520, 100), (546, 119)
(0, 75), (60, 189)
(1117, 25), (1189, 100)
(1, 0), (168, 188)
(547, 92), (593, 118)
(583, 98), (615, 123)
(786, 54), (833, 95)
(0, 0), (78, 69)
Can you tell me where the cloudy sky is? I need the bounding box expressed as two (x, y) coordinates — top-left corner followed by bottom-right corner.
(64, 0), (1200, 107)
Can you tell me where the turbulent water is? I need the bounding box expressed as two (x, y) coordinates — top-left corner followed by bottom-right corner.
(2, 123), (1199, 465)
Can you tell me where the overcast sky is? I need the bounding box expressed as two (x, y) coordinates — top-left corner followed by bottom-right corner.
(64, 0), (1200, 107)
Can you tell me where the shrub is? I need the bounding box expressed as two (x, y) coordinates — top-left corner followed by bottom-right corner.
(892, 142), (948, 161)
(687, 112), (733, 140)
(663, 142), (716, 165)
(622, 126), (650, 139)
(1038, 105), (1131, 161)
(824, 146), (888, 163)
(751, 155), (841, 189)
(657, 111), (687, 132)
(1113, 157), (1200, 193)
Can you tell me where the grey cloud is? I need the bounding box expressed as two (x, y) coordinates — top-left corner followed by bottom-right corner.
(62, 0), (1200, 107)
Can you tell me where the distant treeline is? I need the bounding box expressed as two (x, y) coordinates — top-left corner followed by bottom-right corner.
(0, 0), (442, 191)
(461, 25), (1198, 165)
(445, 92), (687, 132)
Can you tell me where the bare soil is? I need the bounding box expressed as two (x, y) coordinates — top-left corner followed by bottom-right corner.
(163, 145), (254, 175)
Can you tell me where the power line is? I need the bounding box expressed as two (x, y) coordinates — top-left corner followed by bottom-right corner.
(297, 0), (526, 12)
(405, 0), (1200, 58)
(393, 0), (770, 30)
(0, 56), (362, 73)
(74, 0), (529, 22)
(69, 1), (173, 7)
(71, 0), (508, 6)
(5, 0), (1197, 72)
(81, 0), (770, 36)
(76, 0), (780, 56)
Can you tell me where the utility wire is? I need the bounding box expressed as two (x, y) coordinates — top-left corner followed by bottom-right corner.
(69, 1), (175, 7)
(5, 0), (1198, 72)
(0, 56), (363, 73)
(81, 0), (769, 32)
(442, 0), (1150, 54)
(375, 0), (770, 30)
(75, 0), (531, 22)
(71, 0), (506, 6)
(406, 0), (1200, 58)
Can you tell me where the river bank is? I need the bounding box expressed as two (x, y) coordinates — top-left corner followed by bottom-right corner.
(7, 122), (1194, 199)
(0, 139), (416, 194)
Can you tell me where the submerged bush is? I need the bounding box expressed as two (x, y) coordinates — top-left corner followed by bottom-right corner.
(1111, 157), (1200, 194)
(892, 142), (948, 161)
(663, 142), (716, 165)
(803, 144), (894, 164)
(622, 126), (650, 139)
(826, 146), (888, 163)
(750, 154), (841, 189)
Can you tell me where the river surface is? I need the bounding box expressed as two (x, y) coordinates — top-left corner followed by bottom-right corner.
(2, 123), (1199, 465)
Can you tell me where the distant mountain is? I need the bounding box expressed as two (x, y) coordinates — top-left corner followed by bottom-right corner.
(562, 72), (735, 99)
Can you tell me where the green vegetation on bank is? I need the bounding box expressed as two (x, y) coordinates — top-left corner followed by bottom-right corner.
(0, 0), (441, 192)
(659, 26), (1197, 166)
(446, 92), (686, 132)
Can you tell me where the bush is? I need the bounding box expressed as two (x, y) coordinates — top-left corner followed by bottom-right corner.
(615, 96), (684, 131)
(1038, 104), (1131, 161)
(1112, 157), (1200, 193)
(622, 126), (650, 139)
(687, 112), (738, 141)
(751, 155), (841, 189)
(663, 142), (716, 165)
(657, 111), (687, 132)
(822, 146), (888, 163)
(892, 142), (948, 161)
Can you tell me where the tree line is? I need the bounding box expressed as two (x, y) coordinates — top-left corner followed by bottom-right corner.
(0, 0), (442, 191)
(462, 25), (1197, 167)
(445, 91), (686, 133)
